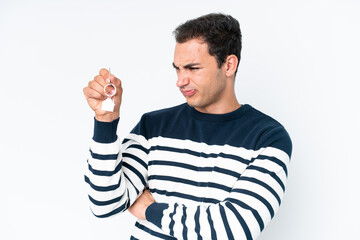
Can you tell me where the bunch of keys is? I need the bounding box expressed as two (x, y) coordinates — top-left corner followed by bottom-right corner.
(101, 68), (117, 112)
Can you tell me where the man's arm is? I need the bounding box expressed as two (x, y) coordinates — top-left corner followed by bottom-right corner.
(83, 69), (148, 217)
(131, 127), (292, 239)
(84, 118), (150, 217)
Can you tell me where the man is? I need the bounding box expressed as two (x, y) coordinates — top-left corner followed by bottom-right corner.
(83, 13), (292, 240)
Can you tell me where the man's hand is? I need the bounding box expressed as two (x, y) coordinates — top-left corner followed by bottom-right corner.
(83, 68), (123, 122)
(128, 190), (155, 220)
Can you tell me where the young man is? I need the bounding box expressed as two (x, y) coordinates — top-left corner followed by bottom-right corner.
(83, 13), (292, 240)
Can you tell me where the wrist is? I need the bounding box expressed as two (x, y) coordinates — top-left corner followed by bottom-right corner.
(95, 112), (120, 122)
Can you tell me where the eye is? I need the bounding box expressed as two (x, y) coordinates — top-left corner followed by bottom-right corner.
(189, 67), (200, 71)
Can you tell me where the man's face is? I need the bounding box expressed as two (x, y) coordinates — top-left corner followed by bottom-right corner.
(173, 38), (228, 113)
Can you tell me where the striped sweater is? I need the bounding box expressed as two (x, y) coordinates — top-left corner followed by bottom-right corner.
(85, 103), (292, 240)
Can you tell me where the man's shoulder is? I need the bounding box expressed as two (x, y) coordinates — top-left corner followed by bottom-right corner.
(246, 105), (284, 128)
(247, 105), (292, 155)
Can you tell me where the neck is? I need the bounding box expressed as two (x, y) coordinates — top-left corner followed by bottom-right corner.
(195, 101), (241, 114)
(195, 87), (241, 114)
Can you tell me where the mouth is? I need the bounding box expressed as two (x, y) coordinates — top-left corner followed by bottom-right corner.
(180, 89), (197, 97)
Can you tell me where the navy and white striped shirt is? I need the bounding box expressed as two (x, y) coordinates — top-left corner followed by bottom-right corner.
(85, 103), (292, 240)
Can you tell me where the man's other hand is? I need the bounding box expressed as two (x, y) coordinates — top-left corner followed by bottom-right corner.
(128, 190), (155, 220)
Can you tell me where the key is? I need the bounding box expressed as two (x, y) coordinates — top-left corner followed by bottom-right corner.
(101, 68), (116, 112)
(101, 97), (115, 112)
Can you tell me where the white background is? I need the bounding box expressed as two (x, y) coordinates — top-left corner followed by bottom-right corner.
(0, 0), (359, 239)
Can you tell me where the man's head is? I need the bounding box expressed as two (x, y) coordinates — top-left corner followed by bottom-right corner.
(173, 13), (242, 74)
(173, 13), (242, 114)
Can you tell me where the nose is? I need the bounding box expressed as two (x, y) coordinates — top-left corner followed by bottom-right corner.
(176, 69), (190, 88)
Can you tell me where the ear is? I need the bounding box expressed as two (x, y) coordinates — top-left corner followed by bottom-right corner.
(224, 55), (238, 77)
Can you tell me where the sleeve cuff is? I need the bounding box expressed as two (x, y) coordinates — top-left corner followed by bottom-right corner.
(145, 202), (169, 228)
(92, 117), (119, 143)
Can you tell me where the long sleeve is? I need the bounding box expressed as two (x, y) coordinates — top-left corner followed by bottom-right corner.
(145, 125), (292, 240)
(84, 117), (149, 218)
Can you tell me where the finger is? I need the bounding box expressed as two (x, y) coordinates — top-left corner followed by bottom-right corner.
(83, 86), (104, 100)
(88, 80), (107, 100)
(89, 79), (106, 93)
(99, 68), (110, 82)
(99, 68), (121, 86)
(94, 75), (107, 87)
(110, 74), (122, 88)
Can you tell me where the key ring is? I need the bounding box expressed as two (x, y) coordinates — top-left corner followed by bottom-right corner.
(104, 83), (116, 98)
(104, 68), (116, 98)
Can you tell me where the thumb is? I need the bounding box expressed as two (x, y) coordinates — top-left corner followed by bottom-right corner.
(110, 74), (122, 89)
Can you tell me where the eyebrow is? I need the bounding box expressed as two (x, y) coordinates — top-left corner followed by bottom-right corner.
(172, 62), (201, 69)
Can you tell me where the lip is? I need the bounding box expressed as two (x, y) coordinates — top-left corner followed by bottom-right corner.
(180, 89), (197, 97)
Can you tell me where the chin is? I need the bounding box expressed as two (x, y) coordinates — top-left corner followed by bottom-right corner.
(185, 94), (211, 109)
(185, 98), (197, 107)
(186, 99), (203, 109)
